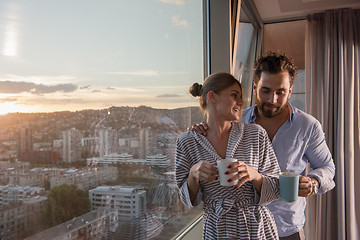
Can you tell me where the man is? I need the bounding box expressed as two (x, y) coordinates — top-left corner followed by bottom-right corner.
(192, 51), (335, 239)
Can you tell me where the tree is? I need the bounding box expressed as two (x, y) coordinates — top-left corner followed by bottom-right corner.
(43, 179), (50, 190)
(41, 184), (91, 227)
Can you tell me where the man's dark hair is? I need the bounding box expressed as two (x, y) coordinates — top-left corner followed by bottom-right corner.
(254, 51), (297, 87)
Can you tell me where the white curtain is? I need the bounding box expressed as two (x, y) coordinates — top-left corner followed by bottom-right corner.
(305, 8), (360, 240)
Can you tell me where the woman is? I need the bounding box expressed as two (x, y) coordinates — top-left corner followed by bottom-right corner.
(175, 72), (280, 239)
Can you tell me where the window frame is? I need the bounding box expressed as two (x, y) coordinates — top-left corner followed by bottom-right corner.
(173, 1), (264, 238)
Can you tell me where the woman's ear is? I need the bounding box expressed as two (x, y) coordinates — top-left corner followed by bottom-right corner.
(207, 91), (216, 103)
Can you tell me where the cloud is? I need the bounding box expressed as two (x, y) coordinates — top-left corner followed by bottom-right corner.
(17, 94), (87, 105)
(158, 0), (185, 5)
(92, 90), (101, 93)
(116, 87), (145, 92)
(80, 85), (91, 90)
(0, 81), (77, 95)
(172, 15), (189, 29)
(105, 70), (159, 77)
(161, 71), (187, 75)
(9, 90), (199, 113)
(157, 94), (182, 98)
(1, 74), (76, 83)
(103, 87), (144, 92)
(0, 97), (17, 103)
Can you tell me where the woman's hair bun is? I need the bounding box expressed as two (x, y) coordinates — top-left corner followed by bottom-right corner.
(189, 83), (202, 97)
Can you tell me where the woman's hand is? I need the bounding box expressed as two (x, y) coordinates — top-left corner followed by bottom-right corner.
(226, 161), (263, 192)
(187, 161), (218, 204)
(189, 161), (218, 183)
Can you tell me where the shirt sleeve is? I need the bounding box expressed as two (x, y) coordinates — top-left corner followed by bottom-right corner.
(175, 135), (201, 208)
(305, 120), (336, 194)
(257, 127), (281, 205)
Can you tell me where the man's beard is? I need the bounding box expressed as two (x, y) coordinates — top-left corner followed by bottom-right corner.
(255, 96), (287, 118)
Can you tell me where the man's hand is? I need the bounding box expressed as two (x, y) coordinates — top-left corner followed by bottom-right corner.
(298, 175), (319, 197)
(187, 122), (209, 136)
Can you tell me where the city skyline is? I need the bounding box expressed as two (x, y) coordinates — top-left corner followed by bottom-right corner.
(0, 102), (191, 239)
(0, 0), (203, 114)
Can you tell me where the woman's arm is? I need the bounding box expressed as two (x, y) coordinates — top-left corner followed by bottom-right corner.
(175, 134), (218, 207)
(256, 127), (281, 205)
(187, 161), (218, 204)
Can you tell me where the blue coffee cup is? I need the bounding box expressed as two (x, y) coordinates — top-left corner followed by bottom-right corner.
(279, 172), (299, 202)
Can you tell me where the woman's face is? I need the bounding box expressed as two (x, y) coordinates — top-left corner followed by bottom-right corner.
(212, 83), (243, 121)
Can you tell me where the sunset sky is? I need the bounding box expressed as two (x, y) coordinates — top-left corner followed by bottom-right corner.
(0, 0), (203, 114)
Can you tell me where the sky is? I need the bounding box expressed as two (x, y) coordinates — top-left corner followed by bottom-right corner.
(0, 0), (203, 114)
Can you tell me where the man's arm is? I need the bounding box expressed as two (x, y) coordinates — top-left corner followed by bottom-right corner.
(304, 121), (336, 194)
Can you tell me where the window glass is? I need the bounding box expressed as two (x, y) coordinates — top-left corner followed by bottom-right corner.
(263, 20), (306, 111)
(0, 0), (203, 239)
(232, 6), (258, 108)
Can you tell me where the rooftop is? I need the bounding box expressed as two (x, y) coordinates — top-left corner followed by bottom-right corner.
(25, 209), (110, 240)
(91, 186), (144, 193)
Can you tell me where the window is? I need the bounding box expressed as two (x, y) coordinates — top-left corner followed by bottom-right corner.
(0, 0), (203, 239)
(263, 20), (306, 111)
(232, 3), (261, 108)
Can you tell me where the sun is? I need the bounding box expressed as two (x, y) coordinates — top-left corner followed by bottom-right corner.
(0, 102), (31, 115)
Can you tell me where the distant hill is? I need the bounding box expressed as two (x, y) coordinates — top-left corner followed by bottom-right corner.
(0, 106), (205, 142)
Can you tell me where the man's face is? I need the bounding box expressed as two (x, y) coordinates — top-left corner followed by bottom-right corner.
(253, 71), (292, 118)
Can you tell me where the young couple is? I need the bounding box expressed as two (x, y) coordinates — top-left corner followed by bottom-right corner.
(175, 52), (335, 240)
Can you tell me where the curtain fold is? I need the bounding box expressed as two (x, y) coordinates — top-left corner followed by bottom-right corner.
(305, 8), (360, 240)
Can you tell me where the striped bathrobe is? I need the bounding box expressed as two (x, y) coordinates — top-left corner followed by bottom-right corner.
(176, 122), (280, 240)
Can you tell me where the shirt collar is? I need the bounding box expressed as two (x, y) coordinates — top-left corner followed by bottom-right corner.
(249, 105), (257, 123)
(288, 103), (295, 122)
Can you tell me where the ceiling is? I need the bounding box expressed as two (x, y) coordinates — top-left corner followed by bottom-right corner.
(253, 0), (360, 22)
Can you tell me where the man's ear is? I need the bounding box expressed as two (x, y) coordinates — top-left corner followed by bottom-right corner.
(253, 81), (257, 94)
(288, 85), (293, 99)
(207, 91), (216, 103)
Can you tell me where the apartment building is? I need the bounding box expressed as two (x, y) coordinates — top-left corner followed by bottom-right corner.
(25, 209), (116, 240)
(145, 154), (170, 169)
(0, 186), (44, 206)
(0, 196), (47, 239)
(89, 186), (146, 220)
(86, 153), (138, 165)
(50, 166), (118, 191)
(62, 128), (82, 163)
(8, 174), (43, 188)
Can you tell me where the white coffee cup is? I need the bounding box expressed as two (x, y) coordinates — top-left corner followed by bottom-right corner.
(217, 158), (238, 186)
